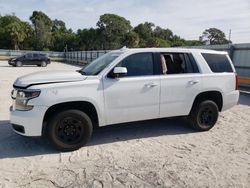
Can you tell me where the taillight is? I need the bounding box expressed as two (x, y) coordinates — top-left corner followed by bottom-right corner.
(235, 73), (239, 90)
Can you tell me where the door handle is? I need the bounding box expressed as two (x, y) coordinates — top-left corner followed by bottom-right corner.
(145, 82), (158, 88)
(188, 80), (199, 85)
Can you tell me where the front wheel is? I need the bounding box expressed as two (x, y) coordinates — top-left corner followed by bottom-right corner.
(41, 61), (47, 67)
(16, 61), (22, 67)
(47, 109), (93, 151)
(188, 100), (219, 131)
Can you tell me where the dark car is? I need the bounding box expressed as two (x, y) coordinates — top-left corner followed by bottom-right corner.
(8, 53), (51, 67)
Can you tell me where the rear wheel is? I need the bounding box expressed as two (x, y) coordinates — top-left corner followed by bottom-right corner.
(188, 100), (219, 131)
(16, 61), (22, 67)
(47, 109), (93, 151)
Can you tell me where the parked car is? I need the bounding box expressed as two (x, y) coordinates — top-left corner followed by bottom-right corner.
(10, 48), (239, 151)
(8, 53), (51, 67)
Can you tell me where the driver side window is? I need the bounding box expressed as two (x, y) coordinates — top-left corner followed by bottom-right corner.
(117, 53), (154, 77)
(26, 53), (33, 59)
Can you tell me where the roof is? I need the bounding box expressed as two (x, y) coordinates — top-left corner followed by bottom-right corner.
(114, 47), (228, 54)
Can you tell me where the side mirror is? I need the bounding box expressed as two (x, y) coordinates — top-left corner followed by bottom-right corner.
(112, 67), (127, 78)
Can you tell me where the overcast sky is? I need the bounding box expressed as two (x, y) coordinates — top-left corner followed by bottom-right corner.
(0, 0), (249, 43)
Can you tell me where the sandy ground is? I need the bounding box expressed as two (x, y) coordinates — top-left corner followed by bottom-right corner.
(0, 61), (249, 188)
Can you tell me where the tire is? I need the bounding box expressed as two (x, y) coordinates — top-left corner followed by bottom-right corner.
(47, 109), (93, 151)
(41, 61), (47, 67)
(16, 61), (22, 67)
(188, 100), (219, 131)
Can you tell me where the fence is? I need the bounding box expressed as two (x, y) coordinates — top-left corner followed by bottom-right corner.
(65, 50), (109, 64)
(1, 43), (250, 86)
(0, 49), (65, 61)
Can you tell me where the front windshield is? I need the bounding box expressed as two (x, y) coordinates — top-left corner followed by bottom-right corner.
(79, 51), (123, 75)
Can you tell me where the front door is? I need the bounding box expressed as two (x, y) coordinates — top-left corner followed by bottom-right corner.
(103, 52), (161, 125)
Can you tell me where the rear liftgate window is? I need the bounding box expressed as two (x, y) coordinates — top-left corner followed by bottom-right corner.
(201, 53), (233, 73)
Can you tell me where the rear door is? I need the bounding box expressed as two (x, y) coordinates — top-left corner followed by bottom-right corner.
(103, 52), (161, 125)
(159, 53), (202, 117)
(32, 54), (40, 65)
(23, 53), (33, 65)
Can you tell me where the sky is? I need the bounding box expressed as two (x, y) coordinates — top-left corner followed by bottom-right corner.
(0, 0), (250, 43)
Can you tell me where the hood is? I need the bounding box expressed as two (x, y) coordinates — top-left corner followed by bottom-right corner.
(14, 70), (87, 88)
(9, 57), (15, 61)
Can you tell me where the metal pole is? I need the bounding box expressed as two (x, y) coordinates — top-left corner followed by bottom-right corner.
(229, 29), (231, 43)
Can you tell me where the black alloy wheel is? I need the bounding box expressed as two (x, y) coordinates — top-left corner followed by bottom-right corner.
(188, 100), (219, 131)
(47, 109), (93, 151)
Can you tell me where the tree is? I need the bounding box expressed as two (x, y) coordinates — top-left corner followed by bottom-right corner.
(0, 15), (33, 50)
(122, 31), (140, 48)
(30, 11), (53, 50)
(97, 14), (132, 49)
(200, 28), (229, 45)
(184, 40), (203, 46)
(51, 19), (78, 51)
(77, 28), (102, 50)
(154, 26), (173, 41)
(1, 12), (227, 51)
(155, 38), (171, 47)
(134, 22), (156, 47)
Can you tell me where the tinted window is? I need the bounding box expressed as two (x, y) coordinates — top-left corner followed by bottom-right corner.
(185, 54), (199, 73)
(33, 54), (39, 58)
(119, 53), (154, 77)
(161, 53), (199, 74)
(81, 52), (122, 75)
(26, 53), (33, 59)
(202, 53), (233, 73)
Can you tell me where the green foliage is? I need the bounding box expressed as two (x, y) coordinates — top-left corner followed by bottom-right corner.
(0, 15), (32, 50)
(200, 28), (229, 45)
(134, 22), (155, 47)
(122, 31), (140, 48)
(97, 14), (132, 49)
(30, 11), (53, 50)
(77, 28), (102, 50)
(0, 11), (230, 51)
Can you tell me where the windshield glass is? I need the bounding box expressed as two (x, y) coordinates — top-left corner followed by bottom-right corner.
(79, 52), (122, 75)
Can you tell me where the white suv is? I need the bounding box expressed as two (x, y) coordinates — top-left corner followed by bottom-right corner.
(10, 48), (239, 151)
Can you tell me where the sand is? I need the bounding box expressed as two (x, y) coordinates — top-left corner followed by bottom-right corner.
(0, 61), (249, 187)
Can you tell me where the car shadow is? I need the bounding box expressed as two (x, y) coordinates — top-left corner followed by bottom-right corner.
(0, 118), (194, 159)
(239, 92), (250, 106)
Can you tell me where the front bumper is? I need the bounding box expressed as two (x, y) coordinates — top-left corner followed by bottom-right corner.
(8, 61), (15, 65)
(10, 105), (48, 136)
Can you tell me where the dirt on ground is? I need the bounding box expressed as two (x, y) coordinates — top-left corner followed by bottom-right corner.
(0, 61), (249, 188)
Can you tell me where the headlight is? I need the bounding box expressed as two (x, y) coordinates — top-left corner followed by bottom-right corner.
(16, 90), (40, 99)
(12, 89), (41, 111)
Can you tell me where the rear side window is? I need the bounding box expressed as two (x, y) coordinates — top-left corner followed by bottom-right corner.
(202, 53), (233, 73)
(160, 53), (199, 74)
(33, 54), (39, 58)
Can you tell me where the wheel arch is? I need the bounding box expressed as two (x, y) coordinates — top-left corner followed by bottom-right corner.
(190, 90), (223, 114)
(42, 101), (99, 135)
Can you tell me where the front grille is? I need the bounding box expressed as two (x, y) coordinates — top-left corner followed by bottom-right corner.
(12, 124), (25, 134)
